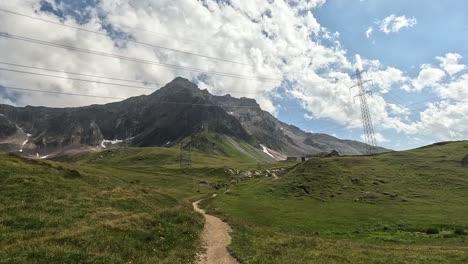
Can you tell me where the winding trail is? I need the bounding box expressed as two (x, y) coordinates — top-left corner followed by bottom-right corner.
(193, 194), (238, 264)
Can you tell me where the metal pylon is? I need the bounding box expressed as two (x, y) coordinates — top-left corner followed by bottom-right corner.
(350, 68), (377, 155)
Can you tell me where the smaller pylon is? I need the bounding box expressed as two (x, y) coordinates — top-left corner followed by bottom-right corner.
(180, 138), (192, 169)
(180, 111), (192, 169)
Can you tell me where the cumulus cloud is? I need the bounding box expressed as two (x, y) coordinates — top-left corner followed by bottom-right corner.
(361, 132), (388, 143)
(0, 0), (465, 147)
(411, 64), (446, 91)
(378, 14), (417, 34)
(436, 53), (466, 76)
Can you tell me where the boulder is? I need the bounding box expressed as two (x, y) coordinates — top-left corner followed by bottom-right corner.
(462, 154), (468, 166)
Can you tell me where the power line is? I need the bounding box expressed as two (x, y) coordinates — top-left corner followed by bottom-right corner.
(0, 32), (282, 82)
(0, 84), (284, 108)
(0, 64), (279, 96)
(0, 61), (160, 86)
(1, 85), (126, 100)
(0, 8), (253, 67)
(0, 67), (156, 90)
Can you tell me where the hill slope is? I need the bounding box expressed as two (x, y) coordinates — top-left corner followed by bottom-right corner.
(0, 77), (388, 159)
(203, 141), (468, 263)
(0, 145), (263, 263)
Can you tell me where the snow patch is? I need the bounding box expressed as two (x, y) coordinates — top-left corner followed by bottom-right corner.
(260, 144), (275, 159)
(101, 139), (124, 148)
(19, 135), (30, 153)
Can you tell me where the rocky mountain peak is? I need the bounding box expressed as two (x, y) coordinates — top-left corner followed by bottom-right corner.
(155, 77), (208, 98)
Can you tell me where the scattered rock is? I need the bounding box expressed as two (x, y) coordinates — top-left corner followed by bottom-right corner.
(462, 154), (468, 166)
(63, 169), (81, 179)
(296, 185), (311, 194)
(199, 180), (210, 185)
(350, 178), (361, 184)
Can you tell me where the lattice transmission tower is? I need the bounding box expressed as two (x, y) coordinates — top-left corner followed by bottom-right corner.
(180, 111), (192, 169)
(350, 68), (377, 155)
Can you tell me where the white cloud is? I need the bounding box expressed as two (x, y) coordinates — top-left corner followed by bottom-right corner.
(0, 0), (466, 148)
(436, 53), (466, 76)
(378, 14), (417, 34)
(365, 26), (373, 39)
(361, 132), (388, 143)
(411, 64), (446, 91)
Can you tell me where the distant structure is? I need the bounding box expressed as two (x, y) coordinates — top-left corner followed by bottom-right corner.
(180, 112), (192, 169)
(180, 139), (192, 169)
(350, 68), (377, 155)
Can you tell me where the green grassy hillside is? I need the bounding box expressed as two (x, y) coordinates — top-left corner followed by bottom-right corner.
(0, 146), (259, 264)
(2, 141), (467, 263)
(203, 141), (468, 263)
(181, 131), (275, 163)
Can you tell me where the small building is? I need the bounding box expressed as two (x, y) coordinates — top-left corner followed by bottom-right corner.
(286, 156), (298, 162)
(324, 150), (340, 157)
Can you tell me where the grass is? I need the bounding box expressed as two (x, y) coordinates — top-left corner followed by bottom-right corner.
(203, 141), (468, 263)
(0, 145), (261, 263)
(2, 140), (467, 263)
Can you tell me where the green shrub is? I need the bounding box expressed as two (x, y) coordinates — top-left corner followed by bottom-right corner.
(426, 228), (439, 235)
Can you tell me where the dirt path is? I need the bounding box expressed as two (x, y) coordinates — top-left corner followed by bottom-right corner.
(193, 194), (239, 264)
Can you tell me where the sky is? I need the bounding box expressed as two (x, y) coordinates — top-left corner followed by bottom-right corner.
(0, 0), (467, 150)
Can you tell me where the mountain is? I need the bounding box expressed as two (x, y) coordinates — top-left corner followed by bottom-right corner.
(0, 77), (389, 159)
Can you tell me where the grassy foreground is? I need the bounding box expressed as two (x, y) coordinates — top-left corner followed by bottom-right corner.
(1, 141), (467, 263)
(203, 141), (468, 263)
(0, 146), (260, 263)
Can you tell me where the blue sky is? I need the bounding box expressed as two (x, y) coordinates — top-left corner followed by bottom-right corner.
(315, 0), (468, 75)
(276, 0), (468, 150)
(0, 0), (467, 151)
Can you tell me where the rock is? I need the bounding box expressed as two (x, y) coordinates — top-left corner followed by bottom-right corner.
(230, 179), (237, 185)
(243, 171), (252, 177)
(462, 154), (468, 166)
(350, 178), (361, 184)
(198, 180), (210, 185)
(0, 115), (17, 138)
(63, 169), (81, 179)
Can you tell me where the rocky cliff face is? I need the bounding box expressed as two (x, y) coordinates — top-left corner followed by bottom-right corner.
(0, 77), (389, 158)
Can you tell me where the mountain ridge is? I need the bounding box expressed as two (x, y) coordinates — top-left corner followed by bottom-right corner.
(0, 77), (389, 159)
